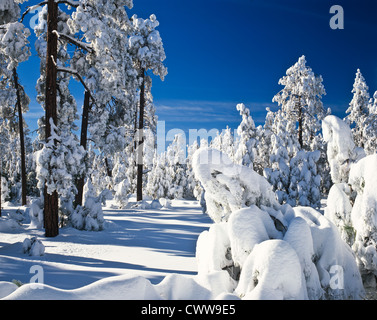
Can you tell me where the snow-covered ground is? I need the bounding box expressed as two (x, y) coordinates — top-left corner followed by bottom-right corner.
(0, 198), (216, 299)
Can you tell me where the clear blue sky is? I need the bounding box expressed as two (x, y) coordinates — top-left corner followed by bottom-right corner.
(19, 0), (377, 140)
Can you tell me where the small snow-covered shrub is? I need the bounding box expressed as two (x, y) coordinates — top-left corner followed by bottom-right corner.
(29, 198), (44, 228)
(193, 147), (364, 300)
(325, 183), (355, 246)
(192, 147), (277, 223)
(71, 179), (104, 231)
(114, 178), (130, 209)
(322, 115), (357, 184)
(22, 237), (45, 256)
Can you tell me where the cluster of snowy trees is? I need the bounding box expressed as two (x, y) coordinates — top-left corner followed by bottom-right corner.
(189, 61), (377, 298)
(0, 0), (167, 235)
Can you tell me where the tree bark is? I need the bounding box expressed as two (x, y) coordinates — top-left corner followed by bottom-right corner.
(44, 0), (59, 238)
(296, 97), (303, 149)
(74, 90), (90, 207)
(136, 69), (145, 202)
(0, 164), (2, 217)
(13, 68), (27, 206)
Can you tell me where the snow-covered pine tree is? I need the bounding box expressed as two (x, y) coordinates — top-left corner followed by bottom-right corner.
(128, 13), (167, 201)
(34, 4), (86, 235)
(272, 55), (327, 151)
(253, 108), (273, 176)
(146, 150), (169, 200)
(0, 118), (10, 215)
(364, 91), (377, 155)
(0, 0), (31, 205)
(345, 69), (370, 149)
(234, 103), (257, 170)
(211, 126), (235, 162)
(265, 56), (327, 208)
(65, 0), (139, 204)
(185, 139), (200, 199)
(166, 134), (186, 199)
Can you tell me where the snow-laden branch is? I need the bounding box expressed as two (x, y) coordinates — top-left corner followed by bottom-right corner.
(50, 55), (96, 104)
(21, 0), (80, 23)
(57, 32), (94, 53)
(57, 67), (95, 102)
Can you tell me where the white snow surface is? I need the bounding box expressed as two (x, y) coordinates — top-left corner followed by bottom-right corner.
(1, 198), (222, 300)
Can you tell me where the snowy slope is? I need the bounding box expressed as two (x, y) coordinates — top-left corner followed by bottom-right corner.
(0, 198), (212, 299)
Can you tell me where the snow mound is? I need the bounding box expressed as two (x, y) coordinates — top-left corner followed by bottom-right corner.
(0, 282), (19, 299)
(0, 216), (22, 232)
(236, 240), (305, 300)
(3, 275), (161, 300)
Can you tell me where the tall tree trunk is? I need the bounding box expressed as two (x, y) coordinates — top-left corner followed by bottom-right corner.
(136, 69), (145, 202)
(297, 98), (303, 149)
(13, 68), (27, 206)
(0, 164), (2, 217)
(75, 90), (91, 207)
(44, 0), (59, 238)
(105, 157), (112, 178)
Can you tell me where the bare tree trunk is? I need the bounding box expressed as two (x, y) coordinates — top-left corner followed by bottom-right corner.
(13, 68), (27, 206)
(136, 69), (145, 202)
(44, 0), (59, 238)
(0, 164), (2, 217)
(75, 90), (90, 207)
(298, 103), (303, 149)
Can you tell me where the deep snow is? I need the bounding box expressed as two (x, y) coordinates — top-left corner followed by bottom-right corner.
(0, 197), (213, 299)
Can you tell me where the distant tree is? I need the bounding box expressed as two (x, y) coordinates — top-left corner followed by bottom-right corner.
(345, 69), (371, 150)
(234, 103), (257, 170)
(364, 91), (377, 155)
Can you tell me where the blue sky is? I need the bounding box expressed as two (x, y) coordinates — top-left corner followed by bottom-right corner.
(19, 0), (377, 141)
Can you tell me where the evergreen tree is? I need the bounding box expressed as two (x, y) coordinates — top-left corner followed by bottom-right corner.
(0, 0), (31, 205)
(272, 55), (326, 150)
(345, 69), (370, 149)
(364, 91), (377, 155)
(128, 13), (167, 201)
(234, 103), (257, 169)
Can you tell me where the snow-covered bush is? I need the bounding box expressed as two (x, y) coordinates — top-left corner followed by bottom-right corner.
(22, 237), (45, 256)
(324, 183), (354, 246)
(114, 178), (130, 209)
(29, 198), (44, 228)
(322, 115), (358, 184)
(193, 147), (364, 300)
(1, 176), (9, 203)
(192, 148), (277, 223)
(348, 154), (377, 287)
(71, 179), (104, 231)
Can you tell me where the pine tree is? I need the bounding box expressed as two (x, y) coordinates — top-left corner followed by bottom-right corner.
(166, 134), (186, 199)
(234, 103), (257, 169)
(272, 55), (326, 150)
(0, 1), (31, 206)
(129, 13), (167, 201)
(364, 91), (377, 155)
(345, 69), (370, 149)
